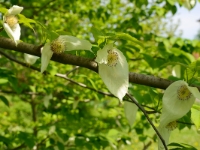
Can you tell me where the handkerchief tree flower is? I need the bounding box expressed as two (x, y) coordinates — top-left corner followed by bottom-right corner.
(95, 44), (129, 101)
(41, 35), (92, 73)
(3, 5), (23, 45)
(158, 80), (200, 150)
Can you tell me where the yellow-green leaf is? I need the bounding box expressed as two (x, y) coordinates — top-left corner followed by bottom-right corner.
(191, 105), (200, 131)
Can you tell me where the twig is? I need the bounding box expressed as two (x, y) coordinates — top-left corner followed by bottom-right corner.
(143, 134), (156, 150)
(0, 50), (113, 97)
(0, 49), (41, 72)
(31, 95), (38, 137)
(177, 121), (194, 126)
(0, 90), (44, 96)
(56, 73), (114, 96)
(124, 99), (160, 114)
(143, 141), (152, 150)
(66, 66), (80, 76)
(126, 93), (168, 150)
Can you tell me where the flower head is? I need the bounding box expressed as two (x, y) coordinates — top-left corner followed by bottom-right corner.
(158, 80), (200, 150)
(3, 5), (23, 45)
(95, 44), (129, 101)
(41, 35), (92, 73)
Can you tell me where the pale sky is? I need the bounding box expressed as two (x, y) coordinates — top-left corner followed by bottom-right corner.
(173, 2), (200, 39)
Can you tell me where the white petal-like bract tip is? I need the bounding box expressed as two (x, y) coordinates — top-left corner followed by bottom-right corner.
(124, 101), (138, 126)
(41, 43), (53, 73)
(59, 35), (92, 51)
(24, 54), (39, 65)
(157, 126), (171, 150)
(8, 5), (23, 15)
(3, 23), (21, 46)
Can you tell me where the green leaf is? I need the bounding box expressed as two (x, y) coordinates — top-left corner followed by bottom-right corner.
(0, 95), (9, 107)
(156, 7), (165, 16)
(161, 61), (188, 69)
(75, 136), (86, 146)
(106, 129), (119, 144)
(97, 38), (107, 48)
(115, 32), (144, 48)
(168, 142), (197, 150)
(184, 60), (200, 82)
(8, 76), (22, 94)
(167, 0), (175, 5)
(18, 14), (37, 32)
(0, 5), (7, 14)
(182, 0), (196, 10)
(169, 48), (195, 62)
(18, 132), (35, 148)
(191, 105), (200, 131)
(57, 142), (65, 150)
(0, 135), (10, 144)
(124, 101), (138, 126)
(0, 78), (8, 84)
(91, 27), (104, 42)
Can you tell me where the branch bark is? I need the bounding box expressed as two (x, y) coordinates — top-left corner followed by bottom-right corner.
(0, 36), (181, 90)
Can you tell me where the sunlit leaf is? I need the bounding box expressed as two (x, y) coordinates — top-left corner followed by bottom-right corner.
(0, 78), (8, 84)
(168, 142), (197, 150)
(0, 6), (7, 14)
(18, 14), (37, 32)
(191, 105), (200, 131)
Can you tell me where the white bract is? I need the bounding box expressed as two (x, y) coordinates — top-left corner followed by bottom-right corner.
(158, 80), (200, 150)
(124, 101), (138, 126)
(41, 35), (92, 73)
(24, 53), (39, 65)
(3, 5), (23, 45)
(95, 44), (129, 101)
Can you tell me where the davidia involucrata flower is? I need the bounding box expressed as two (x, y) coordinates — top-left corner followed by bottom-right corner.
(95, 44), (129, 101)
(41, 35), (92, 73)
(158, 80), (200, 150)
(3, 5), (23, 45)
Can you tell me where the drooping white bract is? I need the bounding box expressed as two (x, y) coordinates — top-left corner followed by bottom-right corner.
(24, 53), (39, 65)
(41, 35), (92, 73)
(95, 44), (129, 101)
(124, 101), (138, 126)
(3, 5), (23, 45)
(158, 80), (200, 150)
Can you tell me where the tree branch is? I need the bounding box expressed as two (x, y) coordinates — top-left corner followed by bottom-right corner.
(0, 36), (175, 90)
(126, 93), (168, 150)
(0, 49), (113, 97)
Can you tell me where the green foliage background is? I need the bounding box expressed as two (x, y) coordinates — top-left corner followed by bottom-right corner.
(0, 0), (200, 149)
